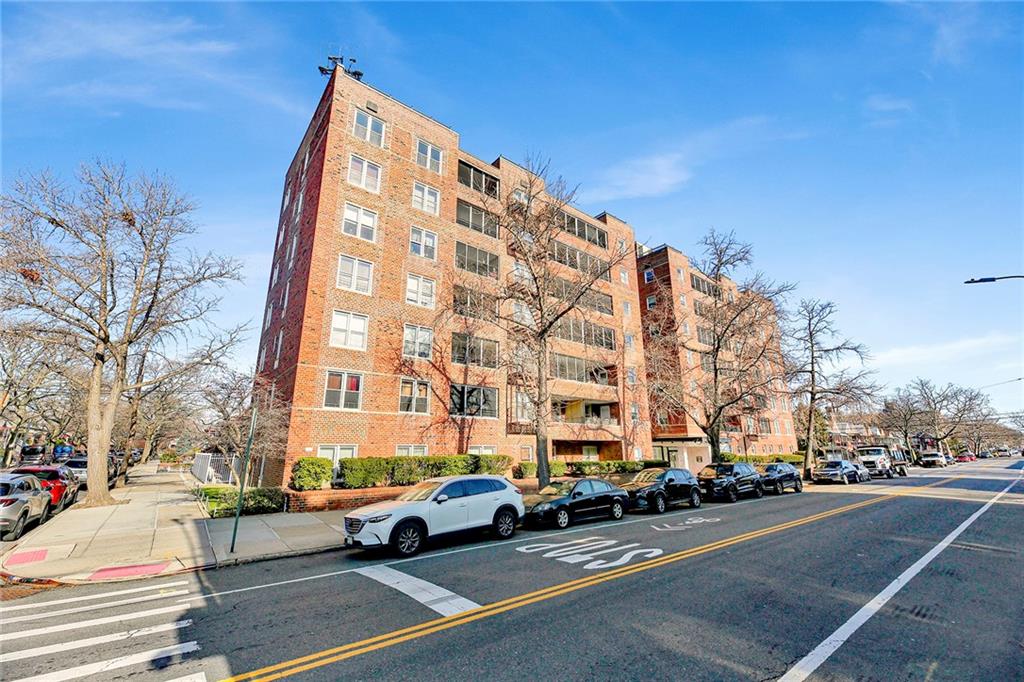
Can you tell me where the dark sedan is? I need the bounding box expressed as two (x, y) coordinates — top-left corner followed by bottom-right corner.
(755, 462), (804, 495)
(523, 478), (629, 529)
(613, 467), (702, 513)
(697, 462), (764, 502)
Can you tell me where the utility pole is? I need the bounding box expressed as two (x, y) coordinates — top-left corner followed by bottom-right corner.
(229, 406), (258, 554)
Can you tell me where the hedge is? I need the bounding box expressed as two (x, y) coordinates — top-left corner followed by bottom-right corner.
(199, 486), (286, 517)
(334, 454), (511, 489)
(291, 457), (334, 491)
(715, 453), (806, 465)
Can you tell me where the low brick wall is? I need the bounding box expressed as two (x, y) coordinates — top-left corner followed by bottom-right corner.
(285, 478), (547, 513)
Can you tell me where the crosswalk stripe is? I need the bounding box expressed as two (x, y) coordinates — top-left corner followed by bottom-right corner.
(10, 642), (201, 682)
(165, 674), (207, 682)
(0, 581), (189, 613)
(0, 620), (192, 663)
(2, 589), (189, 625)
(0, 604), (190, 643)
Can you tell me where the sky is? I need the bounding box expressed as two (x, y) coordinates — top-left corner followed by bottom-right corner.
(3, 2), (1022, 414)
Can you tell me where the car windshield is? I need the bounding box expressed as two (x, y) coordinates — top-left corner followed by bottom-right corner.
(395, 481), (442, 502)
(13, 469), (58, 480)
(65, 460), (86, 469)
(823, 461), (843, 469)
(858, 449), (886, 457)
(699, 465), (733, 478)
(538, 481), (576, 496)
(756, 465), (776, 473)
(632, 469), (665, 483)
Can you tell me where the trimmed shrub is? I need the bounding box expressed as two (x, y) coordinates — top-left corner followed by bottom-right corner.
(549, 461), (567, 477)
(390, 457), (429, 486)
(336, 457), (391, 489)
(424, 455), (474, 477)
(716, 451), (737, 463)
(206, 487), (285, 517)
(471, 454), (513, 475)
(514, 461), (538, 478)
(641, 459), (669, 469)
(290, 457), (335, 491)
(159, 453), (179, 463)
(566, 460), (647, 477)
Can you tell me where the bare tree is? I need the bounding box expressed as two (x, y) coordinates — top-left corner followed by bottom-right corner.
(911, 379), (987, 455)
(0, 162), (243, 506)
(957, 403), (998, 456)
(643, 230), (793, 462)
(877, 388), (924, 459)
(788, 299), (878, 478)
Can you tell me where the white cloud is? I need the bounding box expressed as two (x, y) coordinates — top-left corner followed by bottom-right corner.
(872, 332), (1020, 368)
(583, 116), (805, 202)
(864, 94), (914, 114)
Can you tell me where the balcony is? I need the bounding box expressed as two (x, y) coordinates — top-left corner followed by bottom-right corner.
(553, 415), (620, 427)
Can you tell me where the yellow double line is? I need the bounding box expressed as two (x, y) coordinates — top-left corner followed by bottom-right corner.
(226, 483), (945, 682)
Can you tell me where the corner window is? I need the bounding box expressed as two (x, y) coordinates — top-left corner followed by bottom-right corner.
(410, 227), (436, 260)
(329, 311), (368, 350)
(416, 140), (443, 173)
(412, 182), (440, 215)
(324, 371), (362, 409)
(347, 155), (381, 193)
(402, 324), (433, 359)
(337, 255), (373, 294)
(457, 160), (499, 197)
(342, 203), (377, 242)
(399, 379), (430, 414)
(405, 274), (436, 308)
(352, 110), (384, 147)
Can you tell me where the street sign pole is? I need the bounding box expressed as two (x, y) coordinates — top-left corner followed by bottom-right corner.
(229, 406), (259, 554)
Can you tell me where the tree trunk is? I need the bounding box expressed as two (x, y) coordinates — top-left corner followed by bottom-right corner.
(534, 339), (551, 488)
(803, 395), (817, 480)
(82, 354), (117, 507)
(707, 429), (722, 462)
(141, 436), (154, 464)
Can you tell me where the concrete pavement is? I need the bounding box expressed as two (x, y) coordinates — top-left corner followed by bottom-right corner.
(0, 462), (349, 583)
(1, 458), (1020, 681)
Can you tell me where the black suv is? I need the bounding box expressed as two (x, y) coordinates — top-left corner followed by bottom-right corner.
(613, 467), (702, 513)
(697, 462), (764, 502)
(756, 462), (803, 495)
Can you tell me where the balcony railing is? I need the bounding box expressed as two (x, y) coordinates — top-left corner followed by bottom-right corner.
(553, 415), (620, 427)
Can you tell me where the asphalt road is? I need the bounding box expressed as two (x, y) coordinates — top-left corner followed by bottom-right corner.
(2, 459), (1021, 682)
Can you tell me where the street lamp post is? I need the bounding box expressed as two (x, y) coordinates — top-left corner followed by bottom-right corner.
(963, 275), (1024, 284)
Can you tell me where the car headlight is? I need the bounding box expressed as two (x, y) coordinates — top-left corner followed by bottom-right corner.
(533, 502), (552, 512)
(367, 514), (392, 523)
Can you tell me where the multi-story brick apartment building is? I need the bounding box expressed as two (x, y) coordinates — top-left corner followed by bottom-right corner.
(635, 244), (798, 469)
(255, 68), (653, 486)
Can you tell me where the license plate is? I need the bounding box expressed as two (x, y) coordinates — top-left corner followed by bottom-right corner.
(344, 536), (354, 547)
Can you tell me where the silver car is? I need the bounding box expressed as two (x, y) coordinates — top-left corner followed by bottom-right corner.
(64, 457), (90, 485)
(0, 473), (53, 541)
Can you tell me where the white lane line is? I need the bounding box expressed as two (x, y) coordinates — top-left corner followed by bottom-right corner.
(0, 603), (190, 643)
(779, 472), (1022, 682)
(3, 589), (189, 625)
(0, 620), (192, 663)
(10, 642), (200, 682)
(353, 565), (480, 616)
(165, 674), (207, 682)
(181, 495), (780, 604)
(0, 580), (189, 613)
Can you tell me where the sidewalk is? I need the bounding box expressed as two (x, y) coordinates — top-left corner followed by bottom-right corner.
(1, 461), (346, 583)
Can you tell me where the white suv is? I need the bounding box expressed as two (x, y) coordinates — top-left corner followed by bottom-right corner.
(343, 475), (525, 556)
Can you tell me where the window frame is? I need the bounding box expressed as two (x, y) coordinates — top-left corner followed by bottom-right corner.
(399, 378), (431, 415)
(396, 444), (428, 457)
(415, 139), (443, 174)
(347, 154), (381, 193)
(449, 383), (499, 419)
(412, 181), (441, 216)
(402, 324), (433, 360)
(342, 203), (378, 243)
(323, 370), (364, 411)
(409, 226), (437, 260)
(352, 109), (385, 147)
(336, 254), (374, 295)
(405, 273), (437, 309)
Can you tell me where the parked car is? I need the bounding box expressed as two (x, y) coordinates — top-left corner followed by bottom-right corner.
(756, 462), (804, 495)
(977, 451), (992, 459)
(129, 449), (143, 465)
(18, 445), (50, 465)
(0, 473), (53, 541)
(10, 465), (80, 511)
(943, 454), (955, 466)
(63, 457), (90, 485)
(523, 477), (629, 529)
(955, 454), (973, 463)
(812, 460), (859, 485)
(856, 446), (897, 478)
(920, 452), (946, 468)
(852, 463), (873, 482)
(343, 475), (524, 557)
(612, 467), (702, 513)
(52, 445), (74, 463)
(697, 462), (764, 502)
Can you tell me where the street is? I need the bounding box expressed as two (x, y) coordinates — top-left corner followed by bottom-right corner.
(1, 459), (1021, 682)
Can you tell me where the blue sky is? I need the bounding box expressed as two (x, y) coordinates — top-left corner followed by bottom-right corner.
(3, 2), (1022, 413)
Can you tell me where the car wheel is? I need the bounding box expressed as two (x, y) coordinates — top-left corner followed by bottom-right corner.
(843, 475), (851, 485)
(493, 509), (516, 539)
(392, 521), (424, 557)
(794, 479), (803, 493)
(753, 483), (764, 499)
(610, 501), (624, 520)
(886, 470), (894, 479)
(775, 482), (785, 495)
(39, 502), (51, 524)
(3, 514), (27, 541)
(726, 486), (738, 503)
(689, 489), (702, 508)
(652, 494), (667, 514)
(555, 508), (571, 529)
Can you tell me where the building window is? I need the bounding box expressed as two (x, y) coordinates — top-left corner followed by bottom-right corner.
(697, 327), (715, 346)
(405, 274), (436, 308)
(620, 269), (628, 284)
(581, 446), (599, 462)
(257, 345), (266, 372)
(515, 391), (535, 422)
(560, 211), (608, 249)
(686, 350), (694, 366)
(623, 301), (632, 317)
(456, 200), (499, 238)
(549, 277), (613, 315)
(631, 403), (640, 424)
(451, 333), (498, 368)
(280, 282), (290, 314)
(467, 445), (497, 456)
(396, 444), (428, 457)
(403, 324), (433, 359)
(352, 110), (384, 147)
(679, 293), (687, 307)
(287, 233), (298, 269)
(450, 384), (498, 418)
(347, 155), (381, 193)
(519, 445), (533, 462)
(625, 334), (634, 349)
(455, 241), (499, 278)
(409, 227), (436, 260)
(453, 286), (496, 319)
(318, 445), (357, 476)
(550, 353), (611, 385)
(643, 269), (655, 283)
(551, 317), (616, 350)
(627, 367), (637, 386)
(646, 295), (657, 310)
(683, 321), (690, 335)
(274, 329), (283, 368)
(330, 311), (368, 350)
(324, 371), (362, 409)
(342, 203), (377, 242)
(412, 182), (440, 215)
(416, 140), (443, 173)
(337, 255), (373, 294)
(457, 160), (499, 197)
(399, 379), (430, 414)
(549, 240), (611, 281)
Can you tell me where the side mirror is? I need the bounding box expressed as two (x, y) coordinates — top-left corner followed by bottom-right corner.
(435, 494), (449, 504)
(571, 491), (582, 499)
(666, 478), (675, 484)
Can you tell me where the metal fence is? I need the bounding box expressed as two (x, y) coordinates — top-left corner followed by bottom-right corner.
(190, 452), (266, 487)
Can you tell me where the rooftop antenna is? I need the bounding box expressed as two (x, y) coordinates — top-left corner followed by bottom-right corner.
(318, 54), (364, 81)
